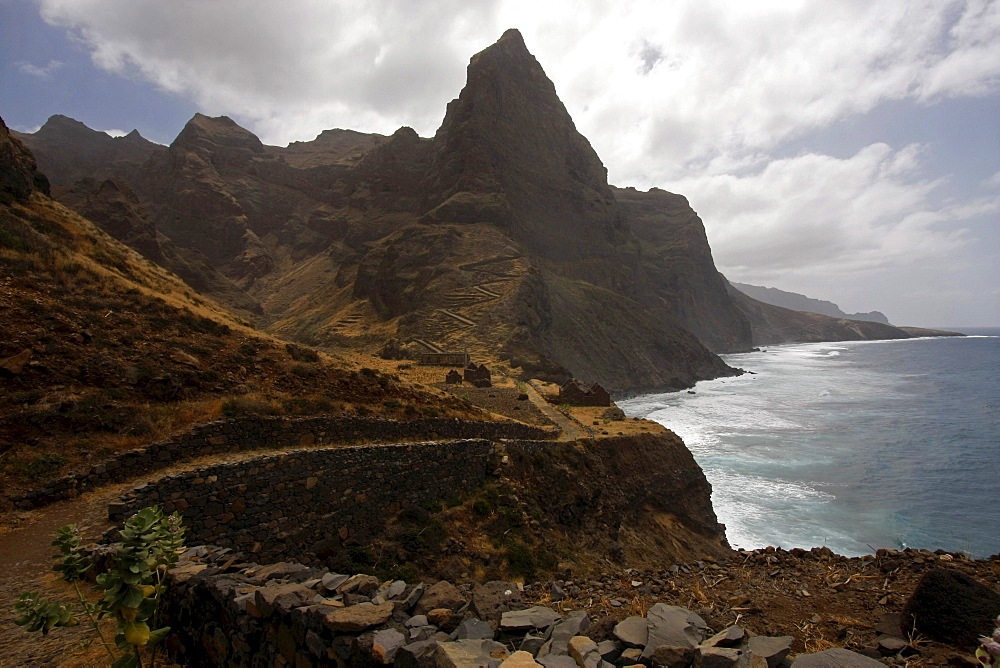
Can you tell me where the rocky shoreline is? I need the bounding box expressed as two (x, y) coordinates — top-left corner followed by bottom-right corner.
(153, 542), (999, 667)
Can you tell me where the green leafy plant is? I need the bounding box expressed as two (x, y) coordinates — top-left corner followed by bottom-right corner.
(13, 506), (186, 667)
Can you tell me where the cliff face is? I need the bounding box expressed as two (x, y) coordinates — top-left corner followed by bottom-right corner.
(423, 29), (638, 292)
(726, 285), (912, 345)
(616, 187), (753, 353)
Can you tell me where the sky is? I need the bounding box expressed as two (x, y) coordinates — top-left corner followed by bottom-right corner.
(2, 0), (998, 327)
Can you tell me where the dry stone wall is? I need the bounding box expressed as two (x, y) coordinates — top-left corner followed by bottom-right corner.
(13, 417), (554, 508)
(109, 439), (498, 564)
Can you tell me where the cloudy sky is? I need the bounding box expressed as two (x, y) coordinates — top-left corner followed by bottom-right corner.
(2, 0), (998, 327)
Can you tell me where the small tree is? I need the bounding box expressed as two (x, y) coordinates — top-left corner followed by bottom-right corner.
(13, 506), (185, 667)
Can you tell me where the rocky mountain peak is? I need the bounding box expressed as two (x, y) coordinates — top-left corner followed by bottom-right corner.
(172, 113), (265, 157)
(425, 30), (632, 276)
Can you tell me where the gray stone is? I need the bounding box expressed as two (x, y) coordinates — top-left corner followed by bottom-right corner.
(321, 572), (350, 592)
(415, 580), (466, 615)
(642, 604), (707, 660)
(536, 656), (578, 668)
(747, 635), (793, 668)
(612, 616), (648, 648)
(700, 646), (751, 667)
(501, 606), (564, 633)
(372, 628), (406, 664)
(520, 633), (547, 656)
(407, 614), (429, 628)
(550, 582), (566, 601)
(790, 647), (885, 666)
(435, 638), (510, 667)
(250, 582), (312, 618)
(540, 610), (591, 656)
(395, 639), (439, 668)
(472, 580), (527, 627)
(456, 617), (496, 640)
(409, 626), (438, 642)
(403, 583), (426, 611)
(596, 640), (620, 663)
(702, 625), (745, 648)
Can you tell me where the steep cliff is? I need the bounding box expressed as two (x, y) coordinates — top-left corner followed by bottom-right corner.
(730, 281), (891, 325)
(616, 187), (753, 353)
(726, 285), (912, 345)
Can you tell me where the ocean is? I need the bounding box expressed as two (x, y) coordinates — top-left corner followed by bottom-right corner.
(619, 328), (1000, 558)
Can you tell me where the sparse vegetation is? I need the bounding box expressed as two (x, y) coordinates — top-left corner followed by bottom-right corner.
(13, 506), (186, 667)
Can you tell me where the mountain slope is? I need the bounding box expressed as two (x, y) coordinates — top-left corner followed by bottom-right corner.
(0, 118), (473, 499)
(729, 280), (891, 324)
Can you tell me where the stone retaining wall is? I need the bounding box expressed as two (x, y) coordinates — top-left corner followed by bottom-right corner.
(109, 439), (500, 564)
(13, 417), (555, 509)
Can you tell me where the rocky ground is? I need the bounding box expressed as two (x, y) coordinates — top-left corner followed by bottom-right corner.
(4, 502), (998, 667)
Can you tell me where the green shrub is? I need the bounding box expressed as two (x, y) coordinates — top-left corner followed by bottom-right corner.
(504, 541), (537, 581)
(13, 507), (186, 667)
(472, 498), (493, 518)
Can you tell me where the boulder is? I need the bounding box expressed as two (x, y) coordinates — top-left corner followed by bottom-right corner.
(322, 601), (394, 632)
(455, 617), (496, 640)
(415, 580), (466, 615)
(435, 639), (510, 667)
(642, 603), (707, 660)
(612, 616), (648, 648)
(500, 606), (563, 634)
(372, 628), (406, 664)
(900, 568), (1000, 645)
(394, 639), (439, 668)
(472, 580), (527, 627)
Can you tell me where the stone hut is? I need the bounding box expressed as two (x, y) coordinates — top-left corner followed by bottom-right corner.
(558, 379), (611, 406)
(463, 363), (492, 388)
(444, 369), (463, 384)
(418, 352), (471, 366)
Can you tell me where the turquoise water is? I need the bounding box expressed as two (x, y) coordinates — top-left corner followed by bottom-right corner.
(620, 330), (1000, 557)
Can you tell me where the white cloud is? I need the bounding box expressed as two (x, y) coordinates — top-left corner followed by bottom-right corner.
(14, 59), (63, 77)
(672, 142), (997, 284)
(102, 128), (128, 137)
(30, 0), (1000, 324)
(34, 0), (1000, 157)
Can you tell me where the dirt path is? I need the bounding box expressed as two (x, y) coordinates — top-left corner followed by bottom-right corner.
(523, 382), (588, 441)
(0, 446), (322, 666)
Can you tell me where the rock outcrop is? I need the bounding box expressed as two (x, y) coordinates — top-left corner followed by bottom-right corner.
(1, 116), (50, 202)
